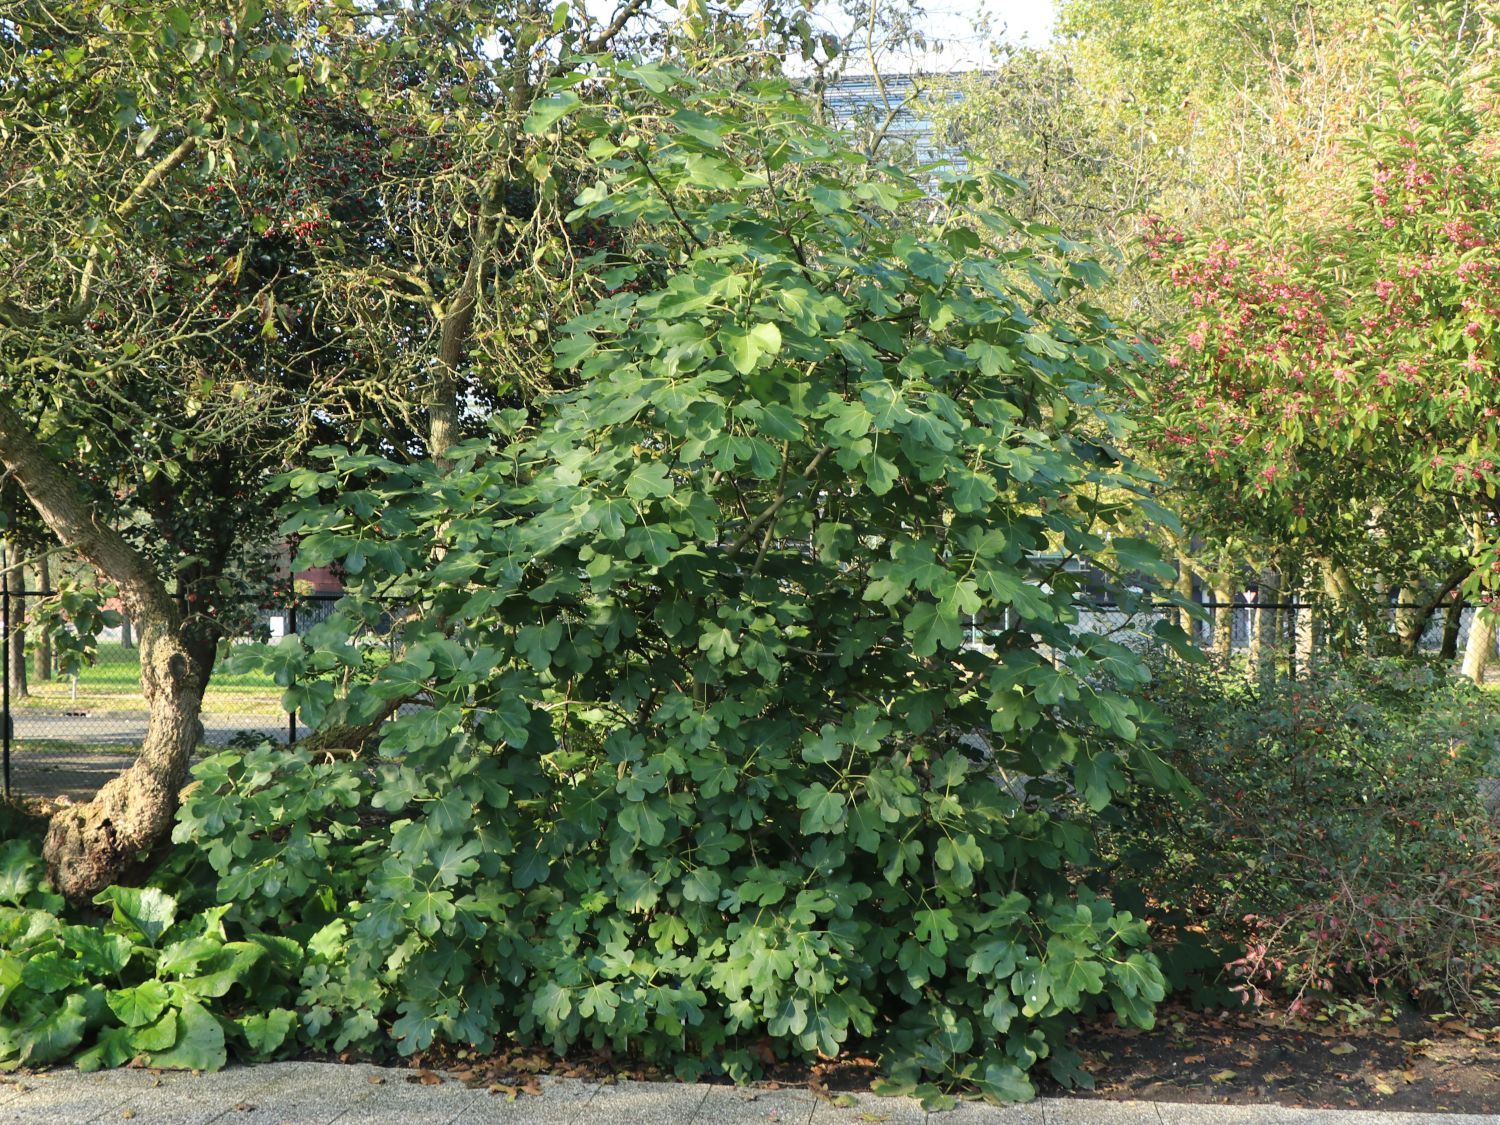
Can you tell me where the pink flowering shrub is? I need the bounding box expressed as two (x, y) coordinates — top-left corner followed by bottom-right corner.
(1139, 9), (1500, 581)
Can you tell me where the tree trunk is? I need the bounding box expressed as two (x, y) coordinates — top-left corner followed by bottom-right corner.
(1283, 562), (1303, 677)
(1462, 606), (1495, 684)
(0, 401), (207, 901)
(1395, 567), (1470, 657)
(1441, 597), (1463, 662)
(429, 199), (498, 469)
(120, 614), (134, 649)
(1250, 565), (1280, 683)
(5, 557), (26, 700)
(1395, 584), (1425, 655)
(1322, 560), (1356, 657)
(33, 558), (51, 681)
(1294, 587), (1315, 676)
(1212, 584), (1234, 660)
(1175, 555), (1197, 647)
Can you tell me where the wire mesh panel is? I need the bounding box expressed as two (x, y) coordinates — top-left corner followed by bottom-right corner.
(0, 587), (1488, 803)
(0, 592), (341, 802)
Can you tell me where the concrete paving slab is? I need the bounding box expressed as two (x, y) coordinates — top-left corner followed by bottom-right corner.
(163, 1062), (377, 1125)
(450, 1075), (599, 1124)
(699, 1085), (819, 1125)
(939, 1098), (1044, 1124)
(3, 1065), (1498, 1125)
(329, 1066), (481, 1124)
(217, 1062), (446, 1125)
(807, 1090), (928, 1123)
(1155, 1105), (1304, 1125)
(578, 1079), (711, 1124)
(0, 1072), (132, 1124)
(1041, 1098), (1162, 1124)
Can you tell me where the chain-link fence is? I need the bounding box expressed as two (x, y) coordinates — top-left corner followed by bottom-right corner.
(1, 590), (341, 802)
(1071, 598), (1481, 662)
(2, 588), (1487, 802)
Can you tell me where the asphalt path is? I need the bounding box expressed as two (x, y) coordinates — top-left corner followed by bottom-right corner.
(5, 713), (298, 801)
(10, 711), (293, 746)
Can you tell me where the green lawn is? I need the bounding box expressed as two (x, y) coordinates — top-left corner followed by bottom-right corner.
(11, 643), (287, 718)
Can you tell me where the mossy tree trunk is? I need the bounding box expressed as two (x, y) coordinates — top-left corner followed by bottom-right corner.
(4, 560), (26, 700)
(1250, 564), (1280, 683)
(0, 402), (209, 901)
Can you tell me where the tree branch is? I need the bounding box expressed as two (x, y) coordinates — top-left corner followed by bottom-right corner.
(0, 399), (176, 626)
(583, 0), (650, 53)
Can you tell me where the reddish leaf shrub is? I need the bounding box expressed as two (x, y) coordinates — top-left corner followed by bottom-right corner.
(1112, 657), (1500, 1014)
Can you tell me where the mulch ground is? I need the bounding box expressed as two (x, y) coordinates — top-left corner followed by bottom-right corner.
(1053, 1004), (1500, 1114)
(398, 1004), (1500, 1114)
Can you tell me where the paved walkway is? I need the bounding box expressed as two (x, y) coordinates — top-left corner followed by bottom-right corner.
(0, 1063), (1495, 1125)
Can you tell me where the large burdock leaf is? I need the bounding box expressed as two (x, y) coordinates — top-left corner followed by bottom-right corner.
(149, 999), (227, 1071)
(107, 980), (173, 1028)
(93, 887), (177, 948)
(16, 993), (88, 1066)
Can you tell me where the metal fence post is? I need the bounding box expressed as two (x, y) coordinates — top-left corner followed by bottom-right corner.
(1, 548), (11, 800)
(286, 598), (298, 746)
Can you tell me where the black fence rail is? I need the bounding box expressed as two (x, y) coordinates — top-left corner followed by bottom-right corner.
(1, 587), (343, 803)
(0, 587), (1488, 802)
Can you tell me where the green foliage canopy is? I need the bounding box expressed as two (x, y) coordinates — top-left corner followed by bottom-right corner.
(196, 63), (1182, 1102)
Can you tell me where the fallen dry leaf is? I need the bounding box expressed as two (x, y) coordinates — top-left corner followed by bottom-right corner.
(1209, 1070), (1238, 1083)
(1330, 1044), (1357, 1056)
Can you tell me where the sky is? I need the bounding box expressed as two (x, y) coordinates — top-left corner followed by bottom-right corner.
(919, 0), (1059, 53)
(577, 0), (1061, 74)
(803, 0), (1059, 73)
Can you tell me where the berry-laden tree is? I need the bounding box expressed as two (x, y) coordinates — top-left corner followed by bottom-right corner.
(216, 62), (1183, 1101)
(1142, 4), (1500, 665)
(0, 0), (819, 899)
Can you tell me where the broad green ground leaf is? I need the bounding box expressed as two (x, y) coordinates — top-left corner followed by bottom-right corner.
(149, 1000), (227, 1071)
(93, 887), (177, 948)
(107, 980), (173, 1028)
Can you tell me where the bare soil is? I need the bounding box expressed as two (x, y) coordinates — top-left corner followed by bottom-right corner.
(1054, 1004), (1500, 1114)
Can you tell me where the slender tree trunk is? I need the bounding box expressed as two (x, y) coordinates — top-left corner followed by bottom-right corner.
(1175, 555), (1196, 647)
(429, 190), (502, 469)
(32, 558), (51, 681)
(1250, 565), (1280, 683)
(1283, 561), (1302, 677)
(1462, 606), (1495, 684)
(0, 402), (208, 901)
(1322, 560), (1354, 657)
(1441, 597), (1463, 662)
(1294, 579), (1315, 677)
(1460, 520), (1492, 684)
(120, 614), (134, 649)
(1395, 584), (1425, 655)
(5, 553), (26, 699)
(1212, 583), (1235, 660)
